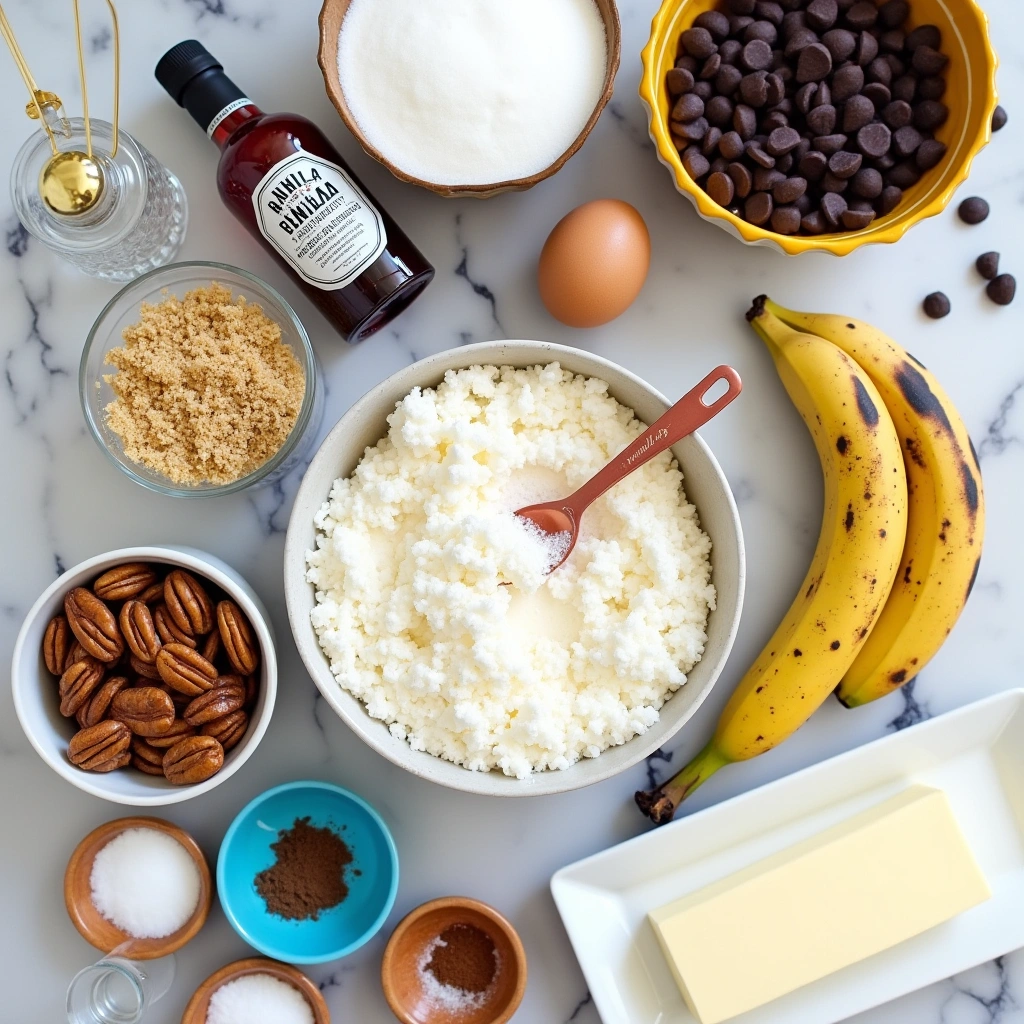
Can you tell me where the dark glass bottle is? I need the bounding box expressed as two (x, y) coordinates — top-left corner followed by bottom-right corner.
(155, 41), (434, 343)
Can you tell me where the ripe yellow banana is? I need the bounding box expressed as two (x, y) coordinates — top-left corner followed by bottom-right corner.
(636, 300), (907, 823)
(765, 298), (985, 708)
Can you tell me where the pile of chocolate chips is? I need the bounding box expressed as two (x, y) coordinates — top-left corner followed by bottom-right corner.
(666, 0), (951, 235)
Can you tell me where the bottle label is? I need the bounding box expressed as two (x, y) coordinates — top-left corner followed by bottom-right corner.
(206, 98), (254, 137)
(251, 151), (387, 291)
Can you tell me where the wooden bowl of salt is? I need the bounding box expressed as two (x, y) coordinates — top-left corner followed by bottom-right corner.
(317, 0), (621, 198)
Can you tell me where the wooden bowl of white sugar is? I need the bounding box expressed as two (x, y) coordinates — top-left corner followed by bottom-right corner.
(317, 0), (621, 197)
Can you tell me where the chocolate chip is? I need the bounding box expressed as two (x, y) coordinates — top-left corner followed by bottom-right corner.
(716, 64), (744, 94)
(892, 75), (917, 103)
(806, 0), (838, 32)
(813, 133), (848, 155)
(911, 45), (948, 76)
(855, 31), (879, 67)
(754, 166), (787, 191)
(821, 27), (856, 61)
(692, 81), (715, 101)
(892, 125), (922, 157)
(802, 210), (827, 233)
(874, 151), (896, 171)
(740, 71), (770, 106)
(866, 57), (892, 87)
(976, 252), (1000, 280)
(734, 103), (759, 139)
(878, 184), (903, 214)
(851, 166), (883, 198)
(829, 150), (863, 178)
(917, 76), (946, 101)
(992, 105), (1008, 132)
(841, 207), (876, 229)
(730, 14), (755, 35)
(745, 191), (774, 225)
(958, 196), (989, 225)
(821, 191), (848, 225)
(707, 95), (736, 127)
(880, 29), (905, 53)
(710, 156), (730, 176)
(863, 83), (892, 108)
(683, 147), (711, 180)
(781, 10), (807, 39)
(878, 0), (908, 28)
(800, 149), (829, 180)
(702, 127), (724, 156)
(707, 170), (736, 206)
(882, 100), (913, 129)
(754, 2), (784, 25)
(906, 25), (941, 51)
(797, 42), (833, 82)
(675, 54), (699, 74)
(915, 138), (946, 170)
(914, 100), (948, 132)
(682, 27), (718, 59)
(986, 274), (1016, 306)
(886, 161), (920, 188)
(694, 10), (732, 40)
(767, 125), (802, 154)
(845, 2), (878, 29)
(728, 0), (756, 14)
(700, 53), (723, 79)
(922, 292), (951, 319)
(747, 142), (777, 167)
(777, 152), (795, 173)
(822, 171), (849, 193)
(742, 38), (775, 71)
(807, 104), (837, 135)
(771, 204), (803, 233)
(667, 67), (695, 95)
(857, 122), (891, 158)
(729, 161), (754, 197)
(774, 176), (808, 203)
(786, 28), (820, 59)
(831, 64), (865, 102)
(842, 94), (875, 132)
(795, 82), (819, 114)
(744, 20), (779, 45)
(766, 73), (786, 105)
(673, 93), (705, 122)
(720, 130), (746, 160)
(676, 116), (710, 142)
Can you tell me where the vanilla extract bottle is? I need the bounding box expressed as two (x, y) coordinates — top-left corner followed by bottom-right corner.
(156, 41), (434, 342)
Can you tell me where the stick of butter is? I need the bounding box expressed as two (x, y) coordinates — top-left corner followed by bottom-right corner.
(648, 785), (990, 1024)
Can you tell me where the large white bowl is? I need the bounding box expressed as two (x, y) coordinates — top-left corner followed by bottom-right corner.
(12, 546), (277, 806)
(285, 341), (745, 796)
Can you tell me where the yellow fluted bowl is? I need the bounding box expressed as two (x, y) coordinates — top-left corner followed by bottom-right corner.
(640, 0), (998, 256)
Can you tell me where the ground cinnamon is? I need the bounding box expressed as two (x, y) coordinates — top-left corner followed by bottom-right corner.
(425, 923), (498, 994)
(254, 817), (353, 920)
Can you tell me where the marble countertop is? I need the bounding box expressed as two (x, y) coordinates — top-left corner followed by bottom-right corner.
(1, 0), (1022, 1021)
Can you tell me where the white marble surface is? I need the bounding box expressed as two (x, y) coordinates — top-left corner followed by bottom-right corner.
(1, 0), (1022, 1021)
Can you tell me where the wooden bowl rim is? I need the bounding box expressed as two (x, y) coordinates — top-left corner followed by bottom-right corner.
(381, 896), (528, 1024)
(64, 816), (213, 960)
(316, 0), (622, 197)
(180, 957), (330, 1024)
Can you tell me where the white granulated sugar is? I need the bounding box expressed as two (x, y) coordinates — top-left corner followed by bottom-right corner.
(337, 0), (608, 185)
(307, 363), (715, 779)
(89, 828), (200, 939)
(205, 974), (314, 1024)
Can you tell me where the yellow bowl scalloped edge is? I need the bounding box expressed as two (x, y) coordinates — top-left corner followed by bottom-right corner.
(640, 0), (999, 256)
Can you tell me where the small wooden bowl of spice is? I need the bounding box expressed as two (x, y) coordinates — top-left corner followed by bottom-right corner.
(64, 816), (213, 959)
(181, 957), (329, 1024)
(381, 897), (527, 1024)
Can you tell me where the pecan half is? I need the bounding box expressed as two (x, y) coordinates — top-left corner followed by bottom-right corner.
(78, 675), (131, 729)
(64, 587), (123, 663)
(200, 627), (221, 665)
(59, 657), (106, 717)
(120, 600), (161, 663)
(184, 683), (245, 727)
(164, 570), (214, 636)
(154, 604), (197, 649)
(68, 720), (131, 772)
(130, 736), (166, 775)
(43, 615), (72, 676)
(145, 718), (196, 749)
(156, 643), (218, 696)
(201, 709), (249, 751)
(111, 686), (176, 736)
(64, 641), (90, 673)
(131, 653), (162, 680)
(138, 580), (166, 604)
(93, 563), (159, 602)
(163, 735), (223, 785)
(216, 600), (259, 675)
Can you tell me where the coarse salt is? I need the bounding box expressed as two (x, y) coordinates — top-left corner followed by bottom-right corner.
(205, 973), (314, 1024)
(337, 0), (608, 186)
(89, 828), (200, 939)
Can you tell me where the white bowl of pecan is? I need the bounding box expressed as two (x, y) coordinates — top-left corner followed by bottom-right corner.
(11, 546), (277, 806)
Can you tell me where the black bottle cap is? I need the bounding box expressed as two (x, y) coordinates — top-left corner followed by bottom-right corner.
(155, 40), (249, 133)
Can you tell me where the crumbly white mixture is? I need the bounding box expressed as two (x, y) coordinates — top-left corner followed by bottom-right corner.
(307, 364), (714, 778)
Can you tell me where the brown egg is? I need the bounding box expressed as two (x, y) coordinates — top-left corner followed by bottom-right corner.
(538, 199), (651, 328)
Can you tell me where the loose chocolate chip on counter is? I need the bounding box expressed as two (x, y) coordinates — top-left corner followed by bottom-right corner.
(914, 138), (947, 170)
(745, 190), (775, 225)
(922, 292), (951, 319)
(992, 105), (1008, 132)
(958, 197), (989, 225)
(707, 170), (737, 206)
(986, 275), (1016, 306)
(976, 252), (1000, 281)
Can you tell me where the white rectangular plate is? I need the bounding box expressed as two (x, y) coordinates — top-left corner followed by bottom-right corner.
(551, 690), (1024, 1024)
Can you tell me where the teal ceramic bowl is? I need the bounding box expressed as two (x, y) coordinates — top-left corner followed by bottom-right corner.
(217, 780), (399, 963)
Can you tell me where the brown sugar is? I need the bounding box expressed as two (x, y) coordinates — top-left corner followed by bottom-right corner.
(103, 283), (305, 485)
(425, 923), (498, 994)
(254, 817), (354, 920)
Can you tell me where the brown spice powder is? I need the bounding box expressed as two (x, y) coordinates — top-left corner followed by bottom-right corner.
(103, 283), (305, 485)
(425, 923), (498, 994)
(254, 817), (353, 920)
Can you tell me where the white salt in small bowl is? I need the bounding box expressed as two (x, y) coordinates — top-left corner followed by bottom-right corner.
(181, 958), (329, 1024)
(64, 816), (213, 959)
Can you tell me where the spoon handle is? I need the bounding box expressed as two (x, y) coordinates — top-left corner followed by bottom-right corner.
(565, 365), (742, 518)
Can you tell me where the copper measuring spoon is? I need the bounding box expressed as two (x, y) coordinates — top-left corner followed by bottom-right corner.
(516, 365), (742, 572)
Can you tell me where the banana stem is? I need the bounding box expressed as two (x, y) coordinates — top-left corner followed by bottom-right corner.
(635, 741), (730, 825)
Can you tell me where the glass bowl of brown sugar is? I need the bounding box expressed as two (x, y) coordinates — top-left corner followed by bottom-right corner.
(81, 261), (324, 497)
